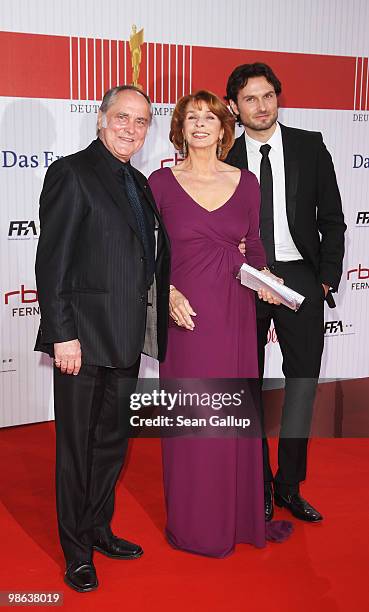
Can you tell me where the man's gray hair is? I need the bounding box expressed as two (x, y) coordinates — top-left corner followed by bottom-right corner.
(97, 85), (153, 134)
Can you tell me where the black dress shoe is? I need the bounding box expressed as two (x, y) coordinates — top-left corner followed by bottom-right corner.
(93, 534), (143, 559)
(64, 561), (98, 593)
(264, 484), (274, 522)
(274, 491), (323, 522)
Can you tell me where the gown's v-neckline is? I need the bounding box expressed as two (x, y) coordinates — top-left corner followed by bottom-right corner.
(167, 166), (242, 213)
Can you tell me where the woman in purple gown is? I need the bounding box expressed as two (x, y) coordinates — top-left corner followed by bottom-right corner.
(148, 90), (291, 558)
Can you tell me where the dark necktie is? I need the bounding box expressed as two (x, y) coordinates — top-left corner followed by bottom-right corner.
(120, 163), (155, 288)
(259, 144), (275, 266)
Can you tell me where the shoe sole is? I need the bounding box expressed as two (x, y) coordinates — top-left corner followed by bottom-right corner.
(274, 498), (323, 522)
(92, 545), (144, 560)
(64, 575), (98, 593)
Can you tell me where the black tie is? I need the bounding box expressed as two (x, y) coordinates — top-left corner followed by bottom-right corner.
(121, 163), (155, 288)
(259, 144), (275, 266)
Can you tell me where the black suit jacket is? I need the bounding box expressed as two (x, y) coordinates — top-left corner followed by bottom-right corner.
(35, 139), (171, 367)
(225, 123), (346, 306)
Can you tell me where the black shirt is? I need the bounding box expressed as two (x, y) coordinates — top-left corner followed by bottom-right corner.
(96, 137), (156, 287)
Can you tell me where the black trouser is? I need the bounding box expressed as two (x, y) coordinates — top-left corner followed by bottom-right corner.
(256, 261), (325, 494)
(53, 359), (140, 565)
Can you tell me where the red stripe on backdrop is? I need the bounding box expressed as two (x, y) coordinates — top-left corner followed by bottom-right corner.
(364, 57), (369, 111)
(191, 47), (356, 110)
(0, 31), (69, 99)
(138, 43), (147, 93)
(170, 45), (177, 104)
(185, 45), (191, 95)
(100, 39), (105, 94)
(360, 57), (369, 111)
(142, 43), (150, 96)
(0, 31), (359, 109)
(148, 42), (155, 102)
(177, 45), (183, 100)
(88, 39), (95, 100)
(156, 43), (163, 103)
(79, 38), (86, 100)
(355, 57), (362, 111)
(162, 44), (169, 103)
(95, 39), (102, 101)
(118, 41), (124, 86)
(111, 40), (117, 88)
(360, 57), (366, 111)
(71, 38), (79, 100)
(103, 39), (110, 92)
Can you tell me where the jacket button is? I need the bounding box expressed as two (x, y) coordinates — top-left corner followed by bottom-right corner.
(140, 294), (145, 302)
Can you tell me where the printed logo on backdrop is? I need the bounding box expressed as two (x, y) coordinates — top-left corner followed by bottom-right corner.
(68, 24), (192, 116)
(70, 103), (100, 114)
(0, 357), (16, 373)
(267, 327), (279, 345)
(160, 151), (183, 168)
(68, 23), (185, 134)
(352, 154), (369, 169)
(353, 113), (369, 122)
(356, 211), (369, 225)
(129, 24), (144, 89)
(324, 321), (355, 337)
(8, 221), (39, 240)
(1, 150), (63, 169)
(3, 285), (39, 317)
(347, 264), (369, 290)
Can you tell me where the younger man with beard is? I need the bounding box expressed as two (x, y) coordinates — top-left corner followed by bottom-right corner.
(225, 63), (346, 523)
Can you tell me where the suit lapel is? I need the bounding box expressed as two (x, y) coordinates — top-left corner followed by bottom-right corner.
(227, 134), (249, 169)
(84, 140), (169, 253)
(280, 123), (299, 228)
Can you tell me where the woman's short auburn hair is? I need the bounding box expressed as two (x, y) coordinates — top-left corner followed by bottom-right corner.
(169, 90), (235, 161)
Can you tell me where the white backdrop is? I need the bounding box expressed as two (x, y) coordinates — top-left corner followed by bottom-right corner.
(1, 0), (368, 427)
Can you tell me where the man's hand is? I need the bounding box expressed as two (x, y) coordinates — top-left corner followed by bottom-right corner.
(257, 269), (284, 305)
(238, 236), (246, 257)
(54, 339), (82, 375)
(322, 284), (329, 297)
(169, 288), (197, 330)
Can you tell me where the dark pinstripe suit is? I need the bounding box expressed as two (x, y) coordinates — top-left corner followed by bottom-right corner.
(35, 138), (170, 367)
(35, 138), (170, 564)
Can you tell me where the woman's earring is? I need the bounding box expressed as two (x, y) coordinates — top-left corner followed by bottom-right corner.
(182, 139), (188, 158)
(217, 138), (223, 159)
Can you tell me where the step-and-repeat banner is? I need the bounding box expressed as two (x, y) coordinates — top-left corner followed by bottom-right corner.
(1, 0), (368, 427)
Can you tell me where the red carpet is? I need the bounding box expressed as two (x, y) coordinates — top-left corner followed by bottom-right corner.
(0, 423), (368, 611)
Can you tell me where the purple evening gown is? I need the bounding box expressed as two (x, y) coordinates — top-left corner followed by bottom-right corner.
(148, 166), (292, 557)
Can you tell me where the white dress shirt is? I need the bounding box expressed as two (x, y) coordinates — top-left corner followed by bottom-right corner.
(245, 122), (303, 261)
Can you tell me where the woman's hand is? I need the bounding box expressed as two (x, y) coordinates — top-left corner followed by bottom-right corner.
(169, 286), (197, 330)
(238, 236), (246, 256)
(257, 269), (284, 305)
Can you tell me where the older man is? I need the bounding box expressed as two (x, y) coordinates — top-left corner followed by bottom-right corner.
(35, 86), (170, 592)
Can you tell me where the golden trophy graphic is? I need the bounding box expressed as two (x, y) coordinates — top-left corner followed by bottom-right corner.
(129, 24), (144, 88)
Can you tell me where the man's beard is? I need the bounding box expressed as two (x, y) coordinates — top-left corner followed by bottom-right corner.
(243, 110), (278, 132)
